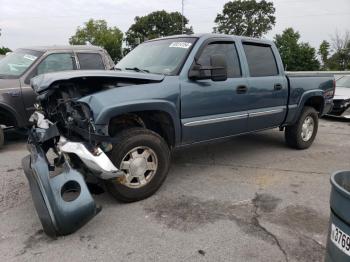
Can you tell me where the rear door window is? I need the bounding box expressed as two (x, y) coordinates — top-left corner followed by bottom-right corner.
(77, 53), (105, 70)
(243, 43), (278, 77)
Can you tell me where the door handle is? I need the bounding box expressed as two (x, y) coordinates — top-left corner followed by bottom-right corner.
(274, 83), (283, 90)
(236, 85), (248, 94)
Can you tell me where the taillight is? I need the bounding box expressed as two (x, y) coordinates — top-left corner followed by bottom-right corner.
(325, 79), (336, 98)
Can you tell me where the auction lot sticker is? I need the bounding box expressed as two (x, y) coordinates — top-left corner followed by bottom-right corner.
(169, 42), (192, 49)
(331, 224), (350, 256)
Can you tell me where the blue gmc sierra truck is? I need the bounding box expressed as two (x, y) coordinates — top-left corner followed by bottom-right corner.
(22, 34), (335, 236)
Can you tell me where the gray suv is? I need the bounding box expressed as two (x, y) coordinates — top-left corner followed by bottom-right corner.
(0, 45), (114, 147)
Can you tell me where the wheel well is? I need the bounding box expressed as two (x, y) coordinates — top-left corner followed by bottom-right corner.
(0, 106), (17, 127)
(108, 111), (175, 147)
(304, 96), (324, 114)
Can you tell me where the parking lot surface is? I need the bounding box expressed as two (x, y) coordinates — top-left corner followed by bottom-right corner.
(0, 119), (349, 262)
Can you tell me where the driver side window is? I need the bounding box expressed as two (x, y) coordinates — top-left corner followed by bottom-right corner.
(36, 53), (75, 76)
(197, 42), (241, 78)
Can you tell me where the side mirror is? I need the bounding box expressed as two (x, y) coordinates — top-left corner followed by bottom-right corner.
(210, 54), (228, 82)
(188, 54), (228, 82)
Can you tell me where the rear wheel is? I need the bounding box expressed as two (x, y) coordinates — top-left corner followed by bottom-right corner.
(0, 126), (4, 149)
(285, 106), (318, 149)
(105, 128), (171, 202)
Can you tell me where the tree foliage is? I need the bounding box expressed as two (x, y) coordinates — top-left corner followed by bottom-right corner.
(0, 47), (11, 55)
(318, 40), (330, 69)
(327, 31), (350, 70)
(125, 10), (193, 49)
(0, 29), (12, 55)
(274, 28), (319, 71)
(69, 19), (123, 61)
(213, 0), (275, 37)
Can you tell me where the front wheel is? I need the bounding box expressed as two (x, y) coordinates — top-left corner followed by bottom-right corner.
(285, 106), (319, 149)
(105, 128), (171, 202)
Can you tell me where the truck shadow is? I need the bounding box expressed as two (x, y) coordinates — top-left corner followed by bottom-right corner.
(172, 129), (285, 165)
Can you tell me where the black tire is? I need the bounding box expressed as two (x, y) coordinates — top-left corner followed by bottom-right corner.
(105, 127), (171, 203)
(0, 127), (4, 149)
(285, 106), (319, 149)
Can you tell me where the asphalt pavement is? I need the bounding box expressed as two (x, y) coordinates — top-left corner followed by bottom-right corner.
(0, 119), (349, 262)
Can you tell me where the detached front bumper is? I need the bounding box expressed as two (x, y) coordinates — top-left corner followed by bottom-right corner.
(22, 124), (123, 237)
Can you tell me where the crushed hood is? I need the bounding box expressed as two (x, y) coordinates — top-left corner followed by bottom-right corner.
(30, 70), (165, 94)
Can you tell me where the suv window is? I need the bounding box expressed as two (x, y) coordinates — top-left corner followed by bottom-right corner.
(243, 43), (278, 77)
(37, 53), (74, 75)
(77, 53), (105, 70)
(197, 42), (241, 78)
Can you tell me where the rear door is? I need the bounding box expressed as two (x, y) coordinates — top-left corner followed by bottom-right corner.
(242, 42), (288, 131)
(180, 39), (249, 143)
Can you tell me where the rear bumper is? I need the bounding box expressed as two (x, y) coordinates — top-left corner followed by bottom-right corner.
(22, 125), (123, 237)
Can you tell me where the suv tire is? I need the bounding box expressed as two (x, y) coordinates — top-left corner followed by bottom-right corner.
(105, 127), (171, 202)
(285, 106), (318, 149)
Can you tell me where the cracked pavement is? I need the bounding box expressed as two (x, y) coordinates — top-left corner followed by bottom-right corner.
(0, 118), (350, 261)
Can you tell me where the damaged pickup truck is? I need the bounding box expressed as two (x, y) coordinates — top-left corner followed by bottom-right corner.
(22, 34), (335, 237)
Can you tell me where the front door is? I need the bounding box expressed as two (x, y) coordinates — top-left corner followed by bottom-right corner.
(180, 40), (249, 144)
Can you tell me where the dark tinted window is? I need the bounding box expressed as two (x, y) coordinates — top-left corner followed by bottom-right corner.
(37, 53), (74, 75)
(243, 43), (278, 77)
(197, 42), (241, 78)
(77, 53), (105, 70)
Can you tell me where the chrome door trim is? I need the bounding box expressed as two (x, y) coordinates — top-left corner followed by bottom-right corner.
(249, 108), (284, 117)
(183, 113), (248, 127)
(248, 106), (287, 117)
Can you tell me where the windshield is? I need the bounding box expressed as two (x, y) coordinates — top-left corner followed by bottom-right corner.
(117, 37), (197, 75)
(336, 76), (350, 88)
(0, 49), (43, 78)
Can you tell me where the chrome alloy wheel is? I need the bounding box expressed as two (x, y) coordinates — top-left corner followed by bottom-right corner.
(301, 116), (314, 142)
(119, 146), (158, 188)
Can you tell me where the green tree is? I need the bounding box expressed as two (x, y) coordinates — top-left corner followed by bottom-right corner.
(213, 0), (275, 37)
(318, 40), (330, 70)
(69, 19), (123, 61)
(327, 31), (350, 70)
(125, 10), (193, 49)
(0, 47), (11, 55)
(0, 29), (12, 55)
(274, 28), (319, 71)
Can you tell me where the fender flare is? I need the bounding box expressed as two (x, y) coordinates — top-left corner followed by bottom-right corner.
(289, 90), (324, 124)
(94, 99), (181, 145)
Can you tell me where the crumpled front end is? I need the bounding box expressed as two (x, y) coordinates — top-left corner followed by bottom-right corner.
(22, 113), (124, 237)
(328, 98), (350, 119)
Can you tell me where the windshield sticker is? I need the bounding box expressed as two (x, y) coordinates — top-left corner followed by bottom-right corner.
(169, 42), (192, 49)
(23, 54), (37, 61)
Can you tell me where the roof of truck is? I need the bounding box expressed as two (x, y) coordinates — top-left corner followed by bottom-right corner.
(17, 45), (105, 52)
(147, 33), (274, 45)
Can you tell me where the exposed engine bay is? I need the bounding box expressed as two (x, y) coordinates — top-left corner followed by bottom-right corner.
(37, 81), (102, 143)
(34, 76), (159, 145)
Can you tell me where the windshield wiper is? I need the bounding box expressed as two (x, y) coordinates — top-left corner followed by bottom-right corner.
(125, 67), (150, 73)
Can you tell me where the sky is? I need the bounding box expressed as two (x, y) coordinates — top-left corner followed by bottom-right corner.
(0, 0), (349, 51)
